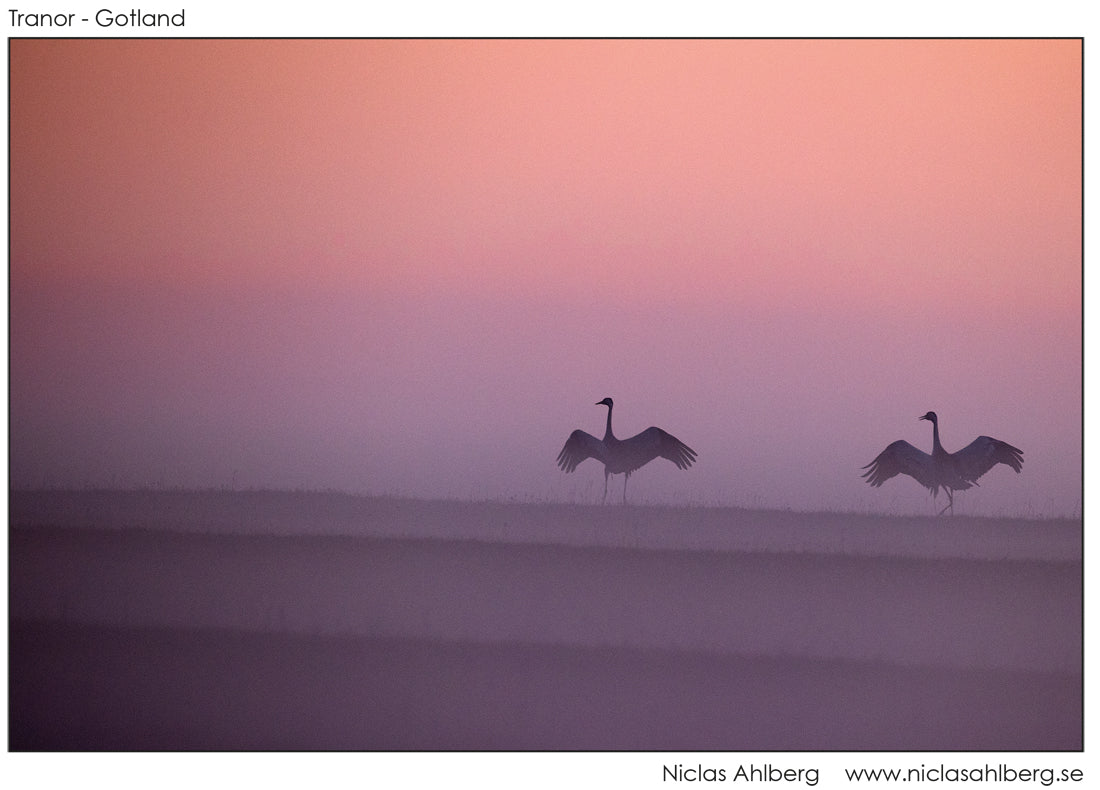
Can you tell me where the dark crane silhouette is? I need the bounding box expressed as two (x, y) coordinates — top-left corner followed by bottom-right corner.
(556, 397), (697, 503)
(861, 411), (1023, 515)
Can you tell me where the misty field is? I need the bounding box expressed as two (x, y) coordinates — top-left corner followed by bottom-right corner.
(9, 490), (1082, 750)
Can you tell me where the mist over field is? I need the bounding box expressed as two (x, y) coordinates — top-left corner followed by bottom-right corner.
(7, 39), (1082, 753)
(8, 490), (1082, 750)
(8, 39), (1081, 518)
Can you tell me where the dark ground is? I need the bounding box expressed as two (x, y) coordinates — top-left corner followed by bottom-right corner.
(10, 619), (1081, 751)
(9, 491), (1082, 751)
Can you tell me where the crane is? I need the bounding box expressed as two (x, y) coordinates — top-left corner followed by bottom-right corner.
(556, 397), (697, 503)
(861, 411), (1023, 515)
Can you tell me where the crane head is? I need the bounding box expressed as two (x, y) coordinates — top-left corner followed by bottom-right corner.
(919, 411), (938, 423)
(596, 397), (613, 408)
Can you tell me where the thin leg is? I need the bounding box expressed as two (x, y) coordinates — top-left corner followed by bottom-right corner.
(603, 471), (609, 504)
(623, 472), (630, 504)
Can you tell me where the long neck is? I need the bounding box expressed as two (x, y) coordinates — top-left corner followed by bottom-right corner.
(930, 418), (945, 455)
(603, 403), (615, 441)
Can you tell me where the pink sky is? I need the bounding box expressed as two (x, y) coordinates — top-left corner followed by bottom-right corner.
(9, 39), (1081, 515)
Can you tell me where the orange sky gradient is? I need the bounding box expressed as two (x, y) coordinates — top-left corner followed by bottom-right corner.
(9, 39), (1082, 515)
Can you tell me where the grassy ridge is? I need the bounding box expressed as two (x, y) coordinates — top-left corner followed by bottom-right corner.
(8, 488), (1083, 562)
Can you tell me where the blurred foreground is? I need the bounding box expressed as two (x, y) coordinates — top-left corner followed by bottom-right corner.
(9, 490), (1082, 750)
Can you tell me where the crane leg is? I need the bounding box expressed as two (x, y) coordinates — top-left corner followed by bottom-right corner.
(602, 471), (609, 504)
(623, 472), (630, 504)
(938, 490), (954, 516)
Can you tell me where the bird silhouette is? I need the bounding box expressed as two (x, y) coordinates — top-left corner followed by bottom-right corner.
(861, 411), (1023, 515)
(556, 397), (697, 503)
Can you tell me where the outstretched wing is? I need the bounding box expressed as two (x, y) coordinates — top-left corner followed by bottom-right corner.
(951, 436), (1023, 483)
(556, 430), (606, 472)
(861, 440), (937, 491)
(621, 427), (698, 471)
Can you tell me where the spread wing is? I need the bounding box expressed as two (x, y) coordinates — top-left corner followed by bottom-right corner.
(556, 430), (606, 472)
(951, 436), (1024, 483)
(621, 427), (698, 471)
(861, 440), (937, 491)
